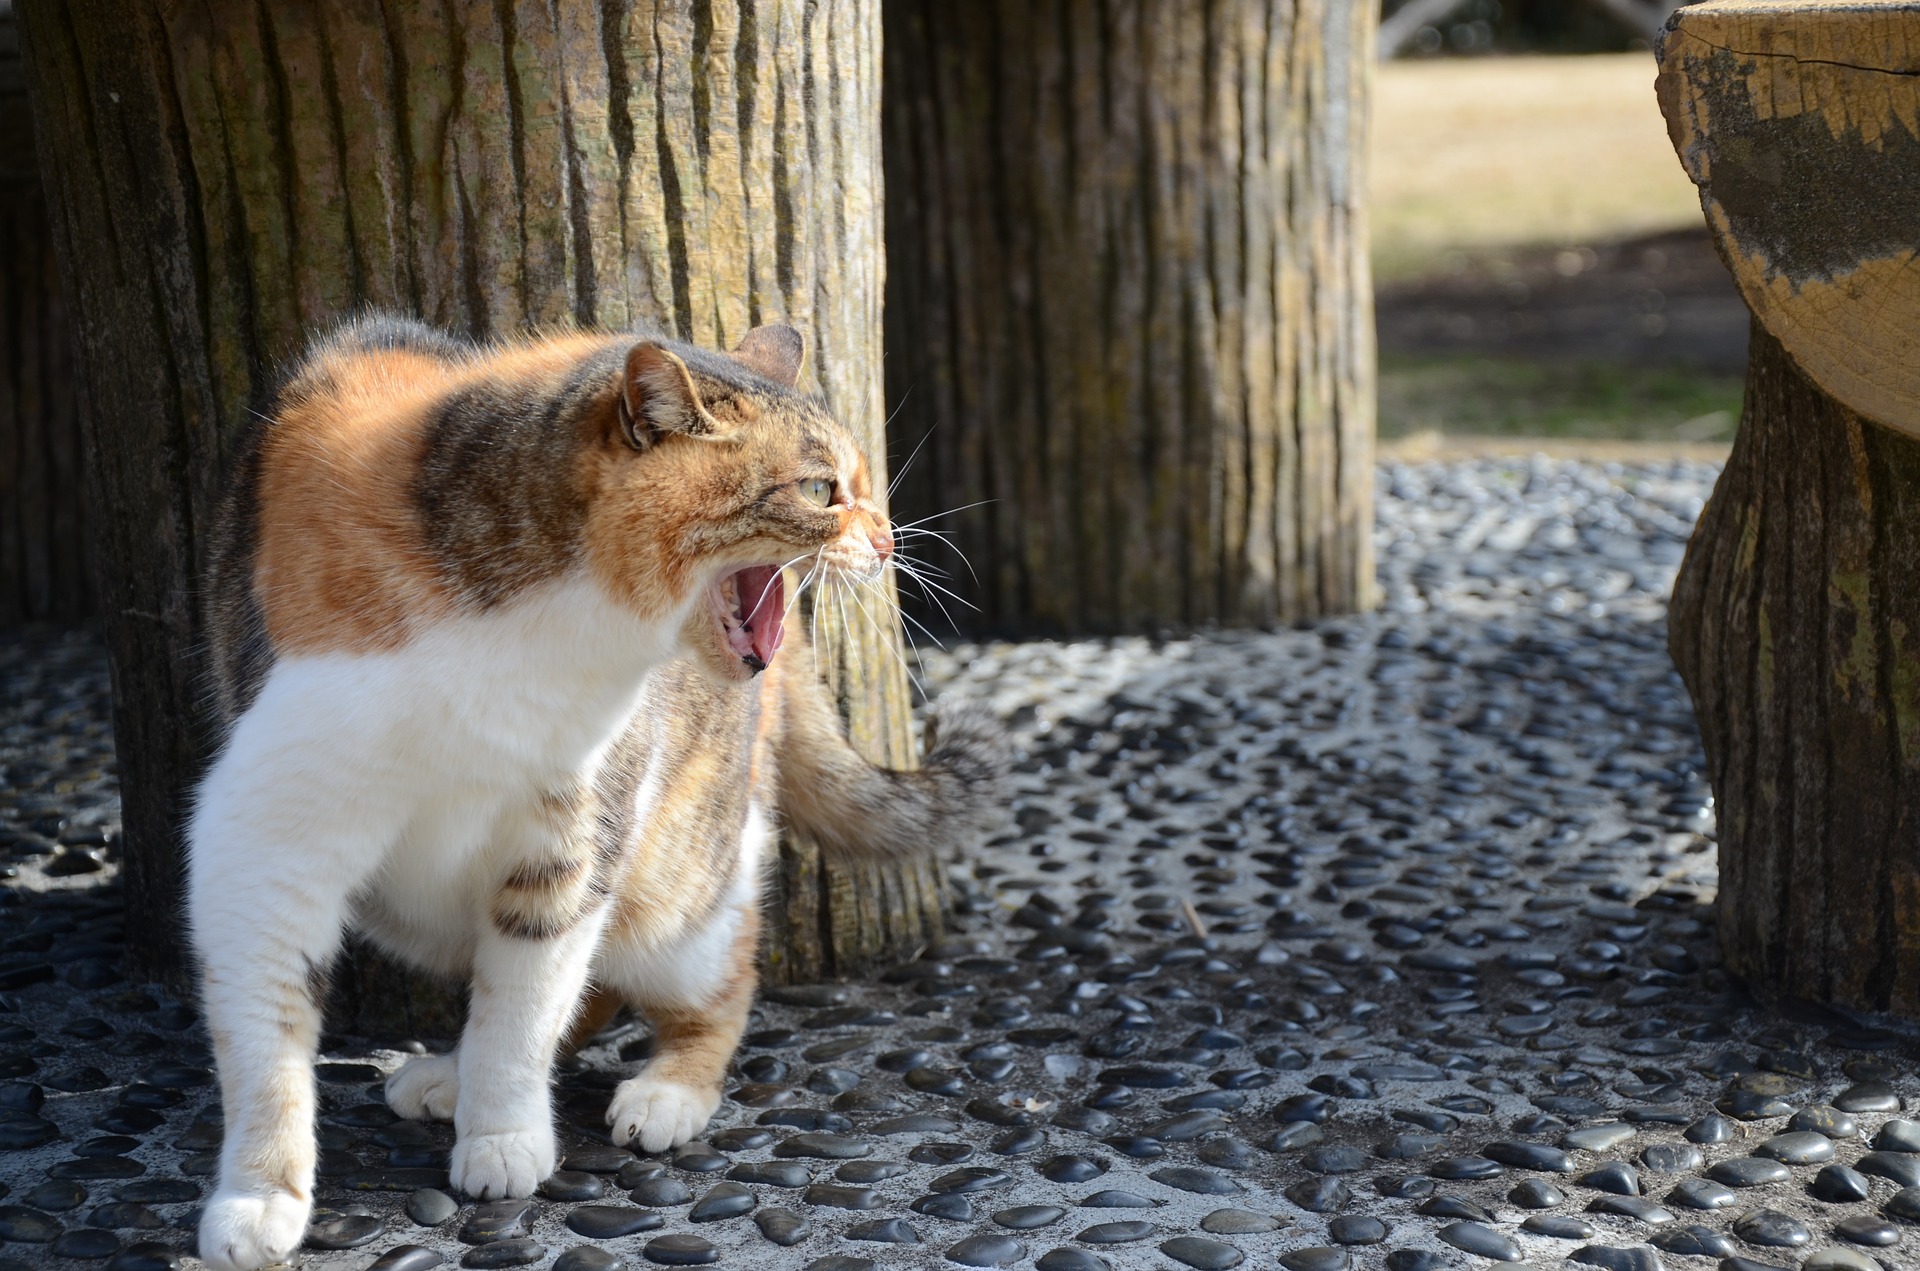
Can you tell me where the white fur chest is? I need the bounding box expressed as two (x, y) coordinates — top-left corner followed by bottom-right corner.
(201, 574), (685, 965)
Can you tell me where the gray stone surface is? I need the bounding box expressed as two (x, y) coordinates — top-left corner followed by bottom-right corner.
(4, 456), (1920, 1271)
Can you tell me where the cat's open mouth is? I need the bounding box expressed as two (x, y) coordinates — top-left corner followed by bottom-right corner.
(715, 566), (786, 672)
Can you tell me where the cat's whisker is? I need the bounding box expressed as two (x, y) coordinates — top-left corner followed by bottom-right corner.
(840, 577), (928, 698)
(868, 578), (950, 653)
(888, 500), (996, 532)
(887, 567), (966, 637)
(885, 413), (932, 501)
(889, 558), (979, 615)
(887, 522), (982, 586)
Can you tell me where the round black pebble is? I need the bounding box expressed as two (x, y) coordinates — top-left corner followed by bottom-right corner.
(1035, 1251), (1110, 1271)
(1437, 1222), (1521, 1261)
(1639, 1144), (1701, 1173)
(1834, 1214), (1900, 1246)
(368, 1246), (446, 1271)
(913, 1193), (975, 1222)
(1042, 1154), (1105, 1184)
(554, 1249), (627, 1271)
(1484, 1141), (1573, 1173)
(846, 1218), (919, 1243)
(1508, 1178), (1566, 1208)
(642, 1234), (718, 1266)
(459, 1199), (534, 1244)
(1812, 1164), (1872, 1203)
(306, 1211), (385, 1250)
(1756, 1131), (1833, 1165)
(539, 1170), (606, 1202)
(407, 1188), (458, 1226)
(629, 1178), (693, 1207)
(1158, 1237), (1243, 1270)
(24, 1180), (87, 1211)
(567, 1205), (664, 1239)
(755, 1208), (812, 1246)
(1651, 1225), (1735, 1257)
(1684, 1114), (1736, 1144)
(1278, 1250), (1349, 1271)
(1522, 1215), (1594, 1240)
(0, 1208), (61, 1242)
(688, 1181), (755, 1222)
(1283, 1177), (1351, 1213)
(1149, 1166), (1240, 1195)
(1078, 1221), (1156, 1243)
(1328, 1216), (1387, 1245)
(52, 1229), (120, 1260)
(1566, 1247), (1661, 1271)
(461, 1238), (547, 1269)
(994, 1205), (1065, 1229)
(1709, 1157), (1792, 1188)
(1732, 1209), (1810, 1248)
(103, 1244), (183, 1271)
(946, 1233), (1027, 1267)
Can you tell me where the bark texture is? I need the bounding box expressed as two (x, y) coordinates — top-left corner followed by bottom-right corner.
(1669, 325), (1920, 1016)
(882, 0), (1376, 635)
(19, 0), (936, 1032)
(1660, 1), (1920, 1016)
(0, 4), (87, 625)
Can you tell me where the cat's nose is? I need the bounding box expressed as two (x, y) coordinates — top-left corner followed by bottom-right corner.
(869, 527), (894, 562)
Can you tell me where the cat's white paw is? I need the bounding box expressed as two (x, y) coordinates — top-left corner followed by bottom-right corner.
(606, 1076), (719, 1154)
(450, 1127), (555, 1200)
(386, 1052), (459, 1122)
(197, 1187), (309, 1271)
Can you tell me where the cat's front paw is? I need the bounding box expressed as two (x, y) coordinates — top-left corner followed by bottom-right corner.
(450, 1127), (555, 1200)
(198, 1187), (309, 1271)
(606, 1076), (719, 1154)
(386, 1051), (459, 1122)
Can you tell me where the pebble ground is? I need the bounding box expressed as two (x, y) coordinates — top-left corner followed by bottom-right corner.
(1, 456), (1917, 1271)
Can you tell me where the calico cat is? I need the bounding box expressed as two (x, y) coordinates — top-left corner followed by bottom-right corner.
(189, 315), (1001, 1271)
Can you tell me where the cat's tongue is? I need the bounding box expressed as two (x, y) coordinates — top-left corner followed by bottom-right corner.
(736, 566), (785, 668)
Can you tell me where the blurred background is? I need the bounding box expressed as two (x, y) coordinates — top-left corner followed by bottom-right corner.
(1373, 0), (1745, 451)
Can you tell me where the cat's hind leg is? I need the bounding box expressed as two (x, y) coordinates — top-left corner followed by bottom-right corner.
(188, 701), (402, 1271)
(601, 897), (760, 1154)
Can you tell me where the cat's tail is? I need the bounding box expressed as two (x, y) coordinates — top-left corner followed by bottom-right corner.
(774, 660), (1010, 860)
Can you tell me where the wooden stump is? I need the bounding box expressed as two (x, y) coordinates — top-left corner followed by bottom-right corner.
(882, 0), (1377, 635)
(1660, 0), (1920, 1014)
(0, 3), (86, 626)
(18, 0), (937, 1030)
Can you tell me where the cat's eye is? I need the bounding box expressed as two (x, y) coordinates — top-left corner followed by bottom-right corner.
(800, 478), (836, 507)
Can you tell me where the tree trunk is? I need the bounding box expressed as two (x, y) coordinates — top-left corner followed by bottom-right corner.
(19, 0), (937, 1034)
(881, 0), (1376, 636)
(1669, 325), (1920, 1015)
(0, 2), (87, 626)
(1660, 2), (1920, 1015)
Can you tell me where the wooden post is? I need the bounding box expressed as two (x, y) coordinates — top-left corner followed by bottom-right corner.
(1660, 0), (1920, 1015)
(882, 0), (1377, 635)
(0, 2), (86, 626)
(18, 0), (938, 1028)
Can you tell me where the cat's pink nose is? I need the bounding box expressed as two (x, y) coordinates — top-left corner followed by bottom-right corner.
(870, 528), (894, 562)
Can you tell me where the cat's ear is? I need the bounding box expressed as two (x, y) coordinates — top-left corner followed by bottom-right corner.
(620, 342), (722, 449)
(732, 324), (806, 388)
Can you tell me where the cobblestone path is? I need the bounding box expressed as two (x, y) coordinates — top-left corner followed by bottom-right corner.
(1, 457), (1914, 1271)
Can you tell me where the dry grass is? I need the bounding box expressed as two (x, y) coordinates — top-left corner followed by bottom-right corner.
(1371, 53), (1705, 282)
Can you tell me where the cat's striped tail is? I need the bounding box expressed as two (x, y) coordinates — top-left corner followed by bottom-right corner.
(774, 664), (1009, 860)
